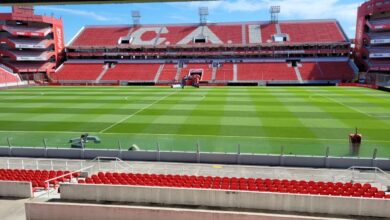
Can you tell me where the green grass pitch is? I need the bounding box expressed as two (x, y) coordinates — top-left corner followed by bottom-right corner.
(0, 86), (389, 158)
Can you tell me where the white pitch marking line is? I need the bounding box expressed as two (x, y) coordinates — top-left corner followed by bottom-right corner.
(325, 97), (390, 120)
(1, 130), (390, 143)
(372, 115), (390, 118)
(98, 91), (177, 133)
(313, 92), (372, 117)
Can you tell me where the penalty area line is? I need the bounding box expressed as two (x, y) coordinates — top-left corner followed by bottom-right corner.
(98, 91), (178, 134)
(312, 92), (372, 117)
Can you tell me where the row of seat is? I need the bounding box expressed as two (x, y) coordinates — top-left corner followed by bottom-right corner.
(0, 169), (79, 190)
(77, 172), (390, 199)
(1, 25), (51, 37)
(54, 63), (105, 81)
(0, 67), (21, 84)
(102, 63), (160, 81)
(54, 62), (354, 82)
(299, 62), (354, 81)
(70, 22), (345, 48)
(369, 18), (390, 25)
(2, 50), (54, 60)
(279, 22), (345, 43)
(237, 63), (297, 81)
(5, 61), (54, 73)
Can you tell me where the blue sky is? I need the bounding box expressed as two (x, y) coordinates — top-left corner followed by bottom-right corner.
(0, 0), (364, 44)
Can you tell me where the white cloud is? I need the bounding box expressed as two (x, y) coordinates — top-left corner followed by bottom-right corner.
(186, 0), (362, 16)
(40, 6), (112, 22)
(168, 15), (194, 23)
(180, 0), (364, 38)
(187, 0), (267, 12)
(267, 0), (363, 38)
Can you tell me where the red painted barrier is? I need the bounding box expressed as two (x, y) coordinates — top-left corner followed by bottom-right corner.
(338, 83), (378, 89)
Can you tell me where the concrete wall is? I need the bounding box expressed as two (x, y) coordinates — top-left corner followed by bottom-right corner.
(0, 147), (10, 156)
(83, 149), (120, 159)
(60, 184), (390, 218)
(25, 202), (320, 220)
(0, 181), (33, 198)
(199, 153), (235, 164)
(10, 147), (45, 158)
(326, 157), (374, 169)
(160, 152), (197, 162)
(0, 147), (389, 170)
(46, 149), (82, 159)
(121, 151), (157, 161)
(281, 156), (325, 168)
(240, 154), (280, 166)
(374, 160), (390, 170)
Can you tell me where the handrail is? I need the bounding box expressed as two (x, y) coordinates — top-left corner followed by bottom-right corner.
(347, 166), (390, 179)
(90, 156), (123, 162)
(0, 64), (14, 73)
(347, 166), (390, 190)
(90, 156), (133, 173)
(43, 165), (94, 197)
(44, 165), (94, 185)
(1, 157), (389, 195)
(0, 158), (85, 171)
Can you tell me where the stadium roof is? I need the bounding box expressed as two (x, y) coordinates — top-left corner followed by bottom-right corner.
(0, 0), (210, 5)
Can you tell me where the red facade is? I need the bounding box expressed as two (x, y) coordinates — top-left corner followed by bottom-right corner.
(0, 6), (64, 80)
(354, 0), (390, 73)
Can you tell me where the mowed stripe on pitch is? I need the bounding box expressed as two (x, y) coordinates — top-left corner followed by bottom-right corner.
(1, 130), (390, 143)
(0, 86), (389, 156)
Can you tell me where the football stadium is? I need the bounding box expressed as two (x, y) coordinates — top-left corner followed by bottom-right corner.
(0, 0), (389, 219)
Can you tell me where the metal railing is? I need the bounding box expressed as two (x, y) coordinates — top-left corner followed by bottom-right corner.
(90, 157), (133, 174)
(347, 166), (390, 190)
(1, 157), (389, 196)
(43, 165), (94, 198)
(0, 158), (87, 171)
(85, 158), (389, 189)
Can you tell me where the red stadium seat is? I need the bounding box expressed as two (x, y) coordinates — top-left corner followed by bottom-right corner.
(102, 63), (161, 81)
(0, 168), (73, 192)
(74, 171), (385, 199)
(53, 63), (105, 81)
(0, 67), (21, 84)
(237, 63), (297, 81)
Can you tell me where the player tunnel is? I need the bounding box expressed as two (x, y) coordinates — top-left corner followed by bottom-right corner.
(181, 69), (203, 87)
(189, 69), (203, 79)
(189, 69), (202, 87)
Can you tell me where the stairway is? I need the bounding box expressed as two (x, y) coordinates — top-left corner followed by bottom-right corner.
(233, 63), (238, 82)
(248, 24), (262, 44)
(242, 24), (247, 45)
(275, 23), (282, 34)
(95, 64), (109, 83)
(174, 66), (182, 81)
(153, 27), (164, 46)
(154, 64), (165, 83)
(211, 66), (217, 82)
(294, 67), (303, 83)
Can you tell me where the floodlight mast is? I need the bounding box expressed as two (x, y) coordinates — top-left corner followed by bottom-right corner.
(270, 6), (280, 23)
(132, 10), (141, 27)
(199, 7), (209, 26)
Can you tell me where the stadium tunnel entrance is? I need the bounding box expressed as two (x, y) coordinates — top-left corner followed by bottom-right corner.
(189, 69), (203, 80)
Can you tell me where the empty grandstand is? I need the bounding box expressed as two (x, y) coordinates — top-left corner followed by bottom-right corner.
(80, 170), (388, 198)
(0, 157), (389, 219)
(0, 5), (359, 86)
(61, 18), (355, 85)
